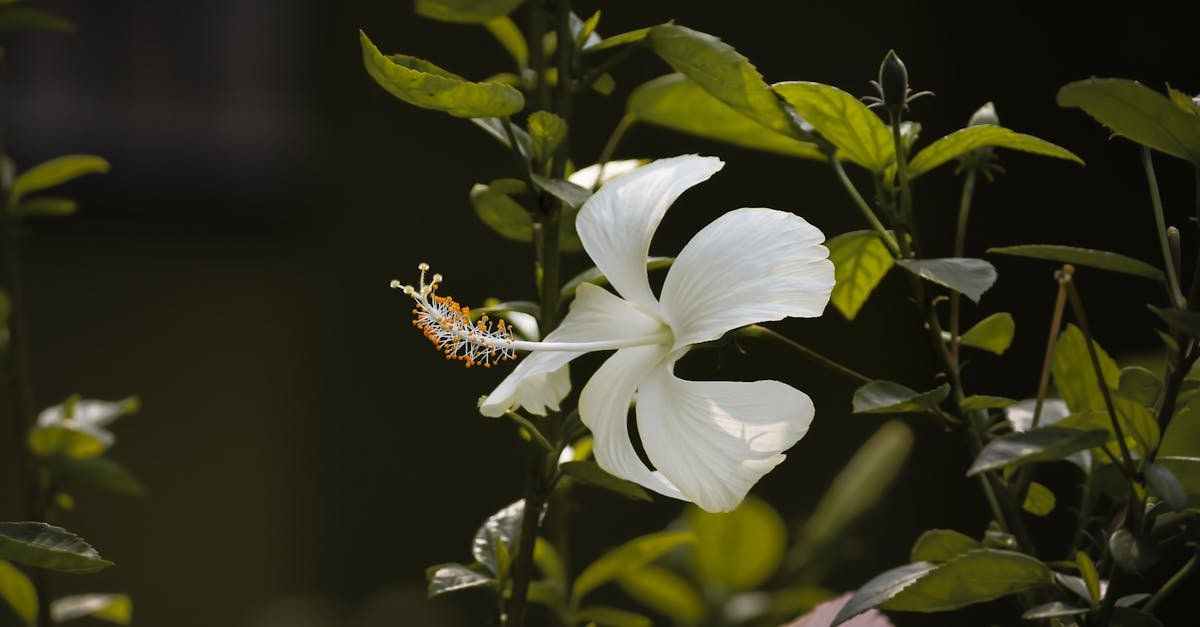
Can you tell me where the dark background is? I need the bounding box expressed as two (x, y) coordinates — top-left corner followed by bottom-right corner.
(1, 1), (1195, 625)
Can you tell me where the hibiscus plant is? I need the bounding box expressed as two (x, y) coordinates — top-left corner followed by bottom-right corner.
(353, 1), (1200, 626)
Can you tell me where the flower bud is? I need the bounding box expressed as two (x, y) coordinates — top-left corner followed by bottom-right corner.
(878, 50), (909, 111)
(969, 102), (1000, 127)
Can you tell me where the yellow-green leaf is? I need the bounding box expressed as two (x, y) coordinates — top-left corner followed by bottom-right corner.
(1058, 78), (1200, 165)
(988, 244), (1164, 283)
(685, 495), (785, 592)
(359, 31), (523, 118)
(773, 81), (895, 172)
(0, 560), (36, 627)
(959, 312), (1015, 355)
(825, 230), (895, 320)
(528, 111), (567, 164)
(9, 156), (108, 207)
(1022, 482), (1056, 516)
(1051, 324), (1120, 414)
(618, 566), (706, 624)
(910, 529), (982, 563)
(414, 0), (524, 24)
(483, 16), (527, 68)
(573, 531), (694, 602)
(908, 125), (1082, 178)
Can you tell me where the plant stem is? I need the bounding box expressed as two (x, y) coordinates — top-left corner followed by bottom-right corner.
(948, 169), (977, 365)
(827, 156), (901, 256)
(1143, 549), (1200, 613)
(1142, 147), (1185, 308)
(741, 325), (871, 385)
(591, 113), (634, 191)
(1063, 278), (1138, 478)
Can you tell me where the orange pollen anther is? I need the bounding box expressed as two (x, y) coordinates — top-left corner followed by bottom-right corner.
(391, 265), (517, 368)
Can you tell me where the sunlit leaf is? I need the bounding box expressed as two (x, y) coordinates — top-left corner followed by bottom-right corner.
(27, 426), (106, 460)
(0, 523), (112, 574)
(1052, 324), (1120, 414)
(685, 496), (785, 592)
(1167, 86), (1200, 117)
(528, 111), (567, 165)
(360, 31), (523, 118)
(1119, 366), (1161, 408)
(583, 26), (652, 54)
(966, 427), (1110, 475)
(852, 381), (949, 414)
(1022, 482), (1056, 516)
(426, 563), (494, 597)
(988, 244), (1164, 282)
(472, 500), (525, 577)
(957, 313), (1014, 356)
(0, 560), (36, 627)
(646, 25), (800, 138)
(909, 529), (981, 563)
(1058, 78), (1200, 164)
(825, 230), (895, 320)
(833, 550), (1052, 624)
(627, 74), (824, 160)
(414, 0), (525, 24)
(959, 395), (1016, 411)
(9, 156), (108, 207)
(572, 531), (694, 602)
(907, 125), (1082, 177)
(560, 461), (651, 502)
(50, 593), (132, 625)
(13, 196), (77, 218)
(483, 16), (527, 68)
(573, 606), (651, 627)
(896, 258), (996, 303)
(618, 566), (706, 624)
(773, 82), (895, 172)
(0, 6), (74, 33)
(1077, 551), (1101, 606)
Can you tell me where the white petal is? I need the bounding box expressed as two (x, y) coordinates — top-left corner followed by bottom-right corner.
(636, 361), (814, 512)
(566, 159), (644, 190)
(480, 283), (663, 417)
(659, 207), (834, 350)
(576, 155), (724, 312)
(579, 345), (684, 500)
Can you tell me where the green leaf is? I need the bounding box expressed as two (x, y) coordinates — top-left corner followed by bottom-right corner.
(13, 196), (77, 218)
(483, 16), (527, 68)
(958, 313), (1015, 355)
(907, 124), (1082, 177)
(529, 173), (590, 209)
(0, 6), (74, 33)
(470, 180), (584, 252)
(572, 531), (694, 602)
(560, 258), (672, 303)
(1119, 366), (1161, 407)
(1077, 551), (1101, 605)
(559, 461), (651, 502)
(50, 593), (132, 624)
(1021, 602), (1089, 620)
(1145, 462), (1188, 511)
(414, 0), (525, 23)
(0, 560), (36, 627)
(646, 25), (800, 138)
(472, 117), (533, 158)
(1158, 457), (1200, 507)
(627, 74), (824, 160)
(1149, 305), (1200, 338)
(1022, 482), (1056, 516)
(773, 82), (895, 172)
(572, 10), (601, 55)
(852, 380), (950, 414)
(909, 529), (981, 563)
(1057, 398), (1161, 458)
(1109, 529), (1160, 574)
(959, 395), (1016, 411)
(583, 26), (651, 54)
(426, 563), (494, 597)
(27, 426), (106, 460)
(685, 495), (785, 593)
(472, 500), (525, 577)
(572, 606), (651, 627)
(618, 566), (706, 624)
(528, 111), (567, 164)
(1052, 324), (1120, 414)
(988, 244), (1164, 282)
(1167, 86), (1200, 117)
(966, 427), (1110, 475)
(1111, 607), (1164, 627)
(896, 258), (997, 303)
(833, 550), (1052, 623)
(825, 230), (895, 320)
(9, 156), (109, 207)
(359, 31), (523, 118)
(48, 457), (145, 497)
(0, 523), (112, 574)
(533, 537), (564, 586)
(1058, 78), (1200, 164)
(802, 421), (913, 547)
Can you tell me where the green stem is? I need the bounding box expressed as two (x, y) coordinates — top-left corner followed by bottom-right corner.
(1143, 549), (1200, 613)
(591, 113), (634, 191)
(741, 325), (871, 385)
(827, 156), (901, 256)
(890, 116), (920, 253)
(948, 169), (977, 365)
(1142, 147), (1185, 308)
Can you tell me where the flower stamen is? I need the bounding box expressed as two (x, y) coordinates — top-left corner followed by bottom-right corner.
(392, 264), (516, 368)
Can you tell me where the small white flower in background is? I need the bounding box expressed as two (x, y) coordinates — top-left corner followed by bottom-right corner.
(1005, 398), (1090, 470)
(473, 154), (835, 512)
(37, 396), (140, 449)
(784, 593), (893, 627)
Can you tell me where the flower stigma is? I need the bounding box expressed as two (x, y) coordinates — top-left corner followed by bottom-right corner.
(392, 263), (517, 369)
